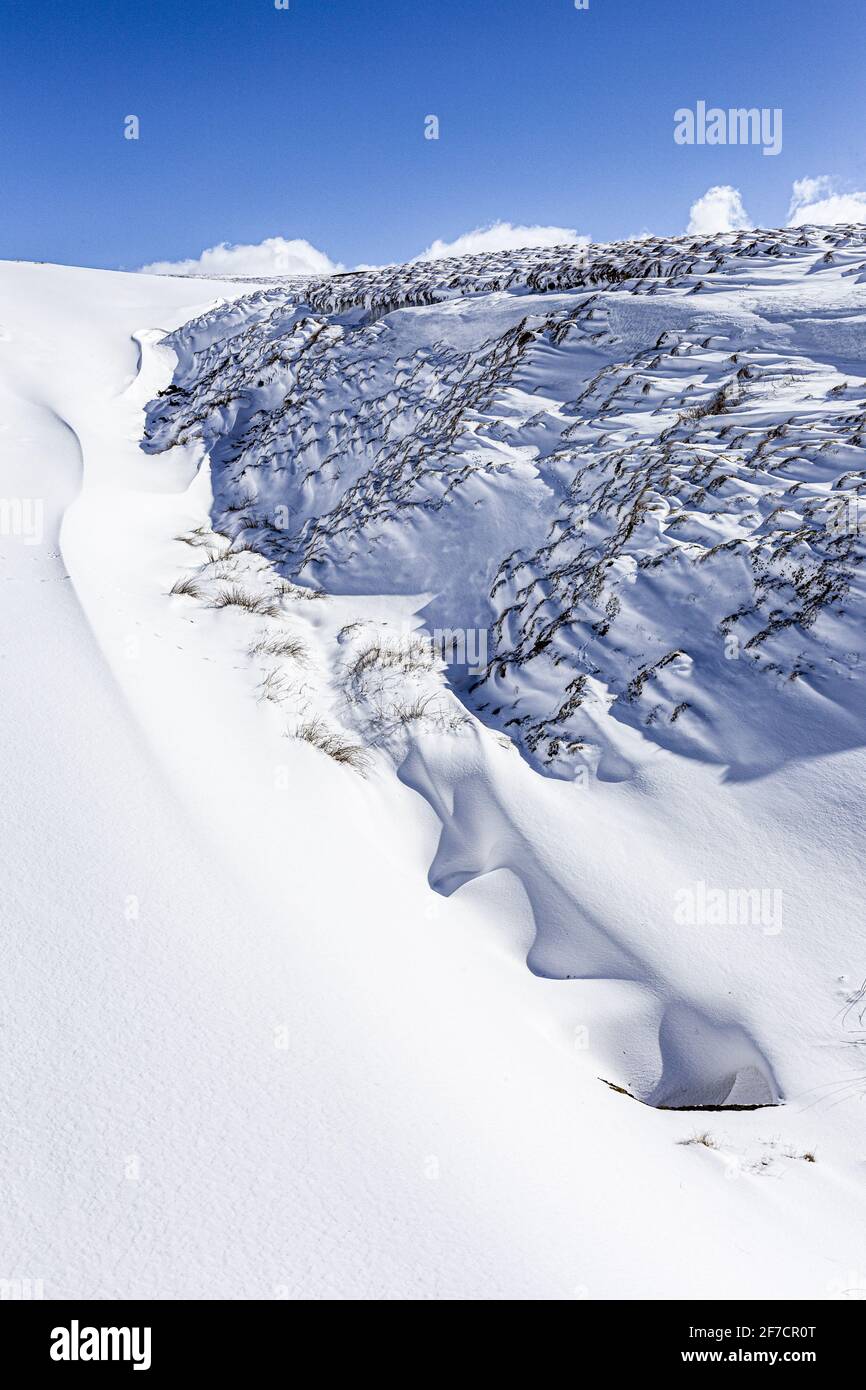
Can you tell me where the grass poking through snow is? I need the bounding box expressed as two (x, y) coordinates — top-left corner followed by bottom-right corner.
(209, 585), (281, 617)
(248, 632), (308, 661)
(678, 1131), (718, 1149)
(290, 718), (370, 774)
(169, 575), (204, 598)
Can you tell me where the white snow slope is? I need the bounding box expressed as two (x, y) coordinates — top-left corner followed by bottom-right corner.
(1, 230), (865, 1300)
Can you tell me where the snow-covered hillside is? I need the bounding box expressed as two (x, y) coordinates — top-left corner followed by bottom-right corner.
(145, 227), (866, 781)
(2, 232), (865, 1299)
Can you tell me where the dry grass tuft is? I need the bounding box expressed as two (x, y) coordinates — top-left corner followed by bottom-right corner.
(349, 637), (433, 681)
(291, 718), (370, 773)
(677, 1131), (718, 1150)
(169, 575), (204, 598)
(248, 632), (307, 661)
(209, 586), (280, 616)
(256, 668), (292, 705)
(276, 579), (326, 601)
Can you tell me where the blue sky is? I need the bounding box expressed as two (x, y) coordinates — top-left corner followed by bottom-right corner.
(1, 0), (864, 269)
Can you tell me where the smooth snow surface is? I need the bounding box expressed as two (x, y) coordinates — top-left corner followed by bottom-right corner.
(1, 234), (865, 1299)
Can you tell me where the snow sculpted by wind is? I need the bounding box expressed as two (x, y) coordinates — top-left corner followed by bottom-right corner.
(139, 222), (866, 1135)
(3, 235), (866, 1299)
(145, 224), (866, 782)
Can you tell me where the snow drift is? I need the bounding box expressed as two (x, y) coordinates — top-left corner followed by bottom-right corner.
(2, 230), (866, 1299)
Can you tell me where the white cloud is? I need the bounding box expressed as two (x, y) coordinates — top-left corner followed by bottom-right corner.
(789, 192), (866, 227)
(140, 223), (587, 277)
(787, 175), (866, 227)
(140, 236), (342, 279)
(413, 221), (589, 261)
(139, 180), (866, 282)
(787, 176), (835, 218)
(687, 185), (753, 236)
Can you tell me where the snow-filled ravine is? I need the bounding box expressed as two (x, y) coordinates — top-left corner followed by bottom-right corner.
(1, 231), (865, 1298)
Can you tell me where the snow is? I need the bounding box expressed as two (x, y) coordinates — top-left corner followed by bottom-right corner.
(1, 234), (865, 1299)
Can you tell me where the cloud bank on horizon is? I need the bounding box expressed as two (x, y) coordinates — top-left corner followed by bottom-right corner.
(412, 221), (589, 261)
(139, 184), (866, 278)
(687, 175), (866, 236)
(786, 175), (866, 227)
(140, 236), (344, 278)
(140, 222), (589, 278)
